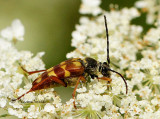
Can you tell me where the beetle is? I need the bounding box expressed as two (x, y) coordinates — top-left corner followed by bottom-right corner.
(13, 16), (128, 108)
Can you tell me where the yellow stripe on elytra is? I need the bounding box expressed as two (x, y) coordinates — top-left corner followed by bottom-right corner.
(71, 58), (80, 61)
(73, 61), (81, 67)
(64, 70), (70, 77)
(48, 71), (56, 76)
(47, 67), (53, 72)
(61, 65), (66, 69)
(60, 61), (66, 65)
(60, 65), (70, 77)
(35, 77), (42, 83)
(47, 67), (57, 76)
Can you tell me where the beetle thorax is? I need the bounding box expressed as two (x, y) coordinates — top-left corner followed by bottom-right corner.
(82, 57), (111, 78)
(83, 57), (99, 75)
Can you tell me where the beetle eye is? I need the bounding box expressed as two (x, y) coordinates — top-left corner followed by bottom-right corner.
(102, 67), (106, 74)
(103, 62), (107, 65)
(101, 63), (110, 77)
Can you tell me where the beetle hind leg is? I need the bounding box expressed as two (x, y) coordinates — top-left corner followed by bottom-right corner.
(12, 88), (33, 101)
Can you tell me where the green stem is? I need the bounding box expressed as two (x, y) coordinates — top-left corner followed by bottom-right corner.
(0, 114), (11, 118)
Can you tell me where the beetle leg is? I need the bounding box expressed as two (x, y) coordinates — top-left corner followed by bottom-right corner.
(33, 76), (67, 89)
(98, 77), (112, 83)
(98, 77), (112, 91)
(72, 76), (85, 109)
(50, 76), (67, 87)
(12, 88), (33, 101)
(13, 76), (66, 101)
(21, 66), (46, 75)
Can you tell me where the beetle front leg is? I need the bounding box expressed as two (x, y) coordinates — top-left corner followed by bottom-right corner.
(98, 77), (112, 91)
(72, 76), (86, 109)
(98, 77), (112, 83)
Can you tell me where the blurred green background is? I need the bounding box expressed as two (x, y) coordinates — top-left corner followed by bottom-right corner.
(0, 0), (145, 118)
(0, 0), (81, 68)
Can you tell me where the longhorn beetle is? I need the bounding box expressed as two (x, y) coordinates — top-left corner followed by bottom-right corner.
(13, 16), (128, 108)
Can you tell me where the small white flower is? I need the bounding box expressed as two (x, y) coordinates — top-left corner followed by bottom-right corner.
(80, 0), (102, 16)
(138, 86), (152, 99)
(135, 1), (148, 8)
(43, 92), (55, 100)
(9, 101), (23, 108)
(22, 92), (35, 102)
(44, 103), (55, 114)
(16, 85), (35, 102)
(130, 61), (141, 70)
(93, 82), (107, 94)
(140, 58), (153, 69)
(28, 105), (40, 118)
(37, 94), (45, 101)
(135, 0), (160, 24)
(131, 72), (145, 85)
(8, 108), (17, 115)
(144, 27), (160, 44)
(0, 98), (6, 108)
(151, 97), (160, 106)
(76, 86), (87, 93)
(1, 19), (24, 41)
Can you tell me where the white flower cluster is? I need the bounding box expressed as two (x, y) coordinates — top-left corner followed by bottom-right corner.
(0, 20), (64, 118)
(0, 0), (160, 118)
(1, 19), (25, 41)
(135, 0), (160, 25)
(80, 0), (102, 16)
(67, 0), (160, 118)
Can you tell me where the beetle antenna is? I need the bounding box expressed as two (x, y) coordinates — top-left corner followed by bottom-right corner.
(107, 68), (128, 94)
(104, 15), (110, 66)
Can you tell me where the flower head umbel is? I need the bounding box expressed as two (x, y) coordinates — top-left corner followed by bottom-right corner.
(135, 0), (160, 25)
(0, 0), (160, 118)
(80, 0), (102, 16)
(1, 19), (25, 42)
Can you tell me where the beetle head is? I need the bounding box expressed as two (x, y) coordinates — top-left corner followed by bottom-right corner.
(99, 62), (110, 77)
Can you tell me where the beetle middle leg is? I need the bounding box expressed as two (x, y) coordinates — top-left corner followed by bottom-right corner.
(72, 76), (86, 109)
(21, 66), (46, 75)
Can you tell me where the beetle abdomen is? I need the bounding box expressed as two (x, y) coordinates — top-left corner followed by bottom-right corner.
(52, 60), (85, 78)
(31, 58), (85, 91)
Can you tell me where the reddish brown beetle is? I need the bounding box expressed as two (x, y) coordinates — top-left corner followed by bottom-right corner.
(13, 16), (128, 108)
